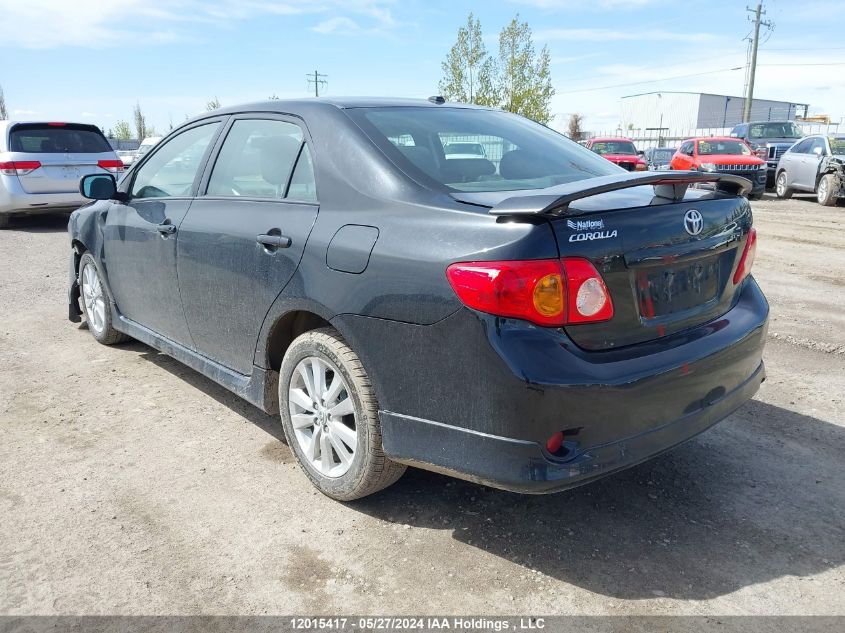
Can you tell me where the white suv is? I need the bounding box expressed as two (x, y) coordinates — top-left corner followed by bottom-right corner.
(0, 121), (123, 228)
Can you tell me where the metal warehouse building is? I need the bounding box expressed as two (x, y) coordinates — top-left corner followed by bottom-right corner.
(620, 91), (808, 133)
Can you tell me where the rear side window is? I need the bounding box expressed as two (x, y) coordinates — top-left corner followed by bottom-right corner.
(207, 119), (306, 199)
(9, 123), (112, 154)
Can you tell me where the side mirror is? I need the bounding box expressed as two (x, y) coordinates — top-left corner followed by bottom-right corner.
(637, 150), (645, 156)
(80, 173), (117, 200)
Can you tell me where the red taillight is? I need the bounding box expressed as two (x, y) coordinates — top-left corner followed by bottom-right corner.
(98, 159), (124, 173)
(47, 122), (67, 126)
(446, 257), (613, 327)
(733, 227), (757, 284)
(0, 160), (41, 176)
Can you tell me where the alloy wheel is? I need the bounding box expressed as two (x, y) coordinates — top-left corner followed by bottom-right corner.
(776, 174), (786, 197)
(818, 178), (828, 203)
(81, 263), (106, 335)
(288, 356), (358, 477)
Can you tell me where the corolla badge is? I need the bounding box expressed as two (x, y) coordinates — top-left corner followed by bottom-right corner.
(684, 209), (704, 236)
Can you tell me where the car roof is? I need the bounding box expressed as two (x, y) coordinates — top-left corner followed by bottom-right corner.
(208, 97), (488, 119)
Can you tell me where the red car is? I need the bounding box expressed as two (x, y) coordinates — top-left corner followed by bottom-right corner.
(670, 137), (767, 199)
(584, 137), (646, 171)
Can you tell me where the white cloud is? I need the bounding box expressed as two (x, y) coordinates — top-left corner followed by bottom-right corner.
(312, 17), (363, 35)
(0, 0), (397, 49)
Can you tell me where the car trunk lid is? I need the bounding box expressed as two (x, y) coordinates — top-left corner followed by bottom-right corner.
(452, 172), (754, 350)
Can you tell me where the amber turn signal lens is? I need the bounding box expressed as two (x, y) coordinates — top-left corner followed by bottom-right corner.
(532, 273), (564, 317)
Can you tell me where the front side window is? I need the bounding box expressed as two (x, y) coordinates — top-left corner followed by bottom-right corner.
(790, 138), (814, 154)
(207, 119), (305, 199)
(696, 140), (752, 156)
(131, 123), (220, 199)
(348, 107), (618, 193)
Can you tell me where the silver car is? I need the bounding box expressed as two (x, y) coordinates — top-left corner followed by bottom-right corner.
(775, 134), (845, 206)
(0, 121), (124, 228)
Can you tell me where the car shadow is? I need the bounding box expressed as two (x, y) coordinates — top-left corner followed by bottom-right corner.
(347, 399), (844, 601)
(124, 341), (287, 444)
(87, 334), (845, 600)
(3, 213), (72, 233)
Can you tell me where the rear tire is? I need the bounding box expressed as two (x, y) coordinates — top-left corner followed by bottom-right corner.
(775, 171), (793, 199)
(817, 174), (838, 206)
(279, 327), (406, 500)
(748, 192), (763, 201)
(0, 215), (10, 229)
(78, 253), (129, 345)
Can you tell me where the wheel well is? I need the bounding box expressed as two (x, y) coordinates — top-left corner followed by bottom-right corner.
(265, 310), (331, 371)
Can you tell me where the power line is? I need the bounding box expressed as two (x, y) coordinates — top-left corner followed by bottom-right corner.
(743, 2), (774, 122)
(306, 70), (327, 97)
(556, 67), (745, 95)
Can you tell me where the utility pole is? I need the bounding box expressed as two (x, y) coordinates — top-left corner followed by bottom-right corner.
(306, 70), (327, 98)
(743, 2), (773, 122)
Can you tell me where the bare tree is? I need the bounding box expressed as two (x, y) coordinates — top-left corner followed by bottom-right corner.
(206, 97), (221, 111)
(567, 113), (584, 140)
(0, 85), (8, 120)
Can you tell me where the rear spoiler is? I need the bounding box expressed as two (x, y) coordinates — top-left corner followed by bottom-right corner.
(489, 171), (752, 217)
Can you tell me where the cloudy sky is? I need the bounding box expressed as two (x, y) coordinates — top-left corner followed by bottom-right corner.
(0, 0), (842, 134)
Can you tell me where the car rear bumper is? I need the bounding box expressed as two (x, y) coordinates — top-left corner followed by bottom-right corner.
(0, 176), (86, 215)
(380, 360), (764, 493)
(334, 276), (769, 493)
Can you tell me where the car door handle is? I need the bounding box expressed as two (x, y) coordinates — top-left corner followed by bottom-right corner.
(257, 233), (292, 249)
(156, 222), (177, 235)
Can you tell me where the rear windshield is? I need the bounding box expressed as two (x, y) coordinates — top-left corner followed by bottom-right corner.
(590, 140), (637, 155)
(697, 140), (752, 156)
(9, 123), (112, 154)
(347, 107), (618, 192)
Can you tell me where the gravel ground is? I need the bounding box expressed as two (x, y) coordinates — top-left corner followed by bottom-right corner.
(0, 193), (843, 616)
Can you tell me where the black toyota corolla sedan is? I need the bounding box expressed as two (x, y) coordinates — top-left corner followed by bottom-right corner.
(68, 98), (768, 500)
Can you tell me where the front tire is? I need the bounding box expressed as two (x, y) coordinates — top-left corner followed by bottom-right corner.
(775, 171), (793, 199)
(78, 253), (129, 345)
(817, 174), (838, 206)
(279, 327), (405, 500)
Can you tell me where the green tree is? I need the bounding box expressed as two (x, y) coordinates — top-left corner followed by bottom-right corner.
(0, 85), (8, 120)
(114, 120), (132, 141)
(133, 102), (147, 141)
(438, 13), (498, 106)
(497, 15), (555, 124)
(206, 97), (221, 111)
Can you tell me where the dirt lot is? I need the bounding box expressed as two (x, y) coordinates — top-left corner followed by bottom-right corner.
(1, 194), (843, 616)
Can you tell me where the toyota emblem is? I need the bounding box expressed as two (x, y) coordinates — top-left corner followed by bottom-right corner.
(684, 209), (704, 236)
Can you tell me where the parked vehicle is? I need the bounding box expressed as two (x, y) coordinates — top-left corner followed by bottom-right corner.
(729, 121), (804, 188)
(68, 98), (767, 500)
(116, 150), (136, 167)
(134, 136), (162, 163)
(0, 121), (123, 228)
(444, 142), (486, 159)
(643, 147), (676, 171)
(670, 137), (768, 199)
(775, 134), (845, 206)
(584, 137), (647, 171)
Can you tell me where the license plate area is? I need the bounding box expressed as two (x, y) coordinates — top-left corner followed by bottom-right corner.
(635, 255), (721, 318)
